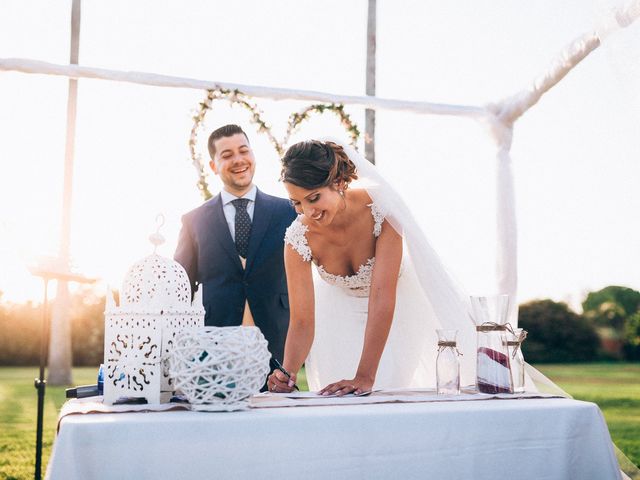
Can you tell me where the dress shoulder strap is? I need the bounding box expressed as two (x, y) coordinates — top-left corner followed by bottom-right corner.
(368, 203), (386, 238)
(284, 216), (312, 262)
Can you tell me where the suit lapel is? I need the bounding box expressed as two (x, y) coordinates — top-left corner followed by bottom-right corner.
(245, 189), (274, 274)
(206, 194), (243, 271)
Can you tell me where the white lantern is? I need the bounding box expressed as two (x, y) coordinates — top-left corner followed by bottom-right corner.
(103, 232), (204, 405)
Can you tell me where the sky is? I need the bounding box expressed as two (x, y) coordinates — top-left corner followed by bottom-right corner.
(0, 0), (639, 310)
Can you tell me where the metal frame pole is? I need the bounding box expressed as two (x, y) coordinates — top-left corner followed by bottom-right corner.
(365, 0), (377, 164)
(34, 278), (50, 480)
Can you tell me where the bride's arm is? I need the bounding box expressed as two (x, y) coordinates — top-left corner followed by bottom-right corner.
(356, 222), (403, 385)
(268, 244), (315, 392)
(283, 245), (315, 372)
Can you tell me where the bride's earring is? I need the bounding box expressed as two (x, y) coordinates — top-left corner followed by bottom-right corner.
(338, 189), (347, 211)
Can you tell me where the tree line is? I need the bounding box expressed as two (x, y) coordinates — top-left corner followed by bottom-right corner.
(0, 285), (638, 366)
(0, 288), (105, 366)
(520, 285), (640, 362)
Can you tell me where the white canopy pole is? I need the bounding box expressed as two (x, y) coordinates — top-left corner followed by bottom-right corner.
(486, 0), (640, 323)
(486, 30), (602, 323)
(0, 58), (487, 119)
(48, 0), (81, 386)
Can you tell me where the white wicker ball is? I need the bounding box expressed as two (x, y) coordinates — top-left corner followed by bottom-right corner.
(167, 326), (271, 411)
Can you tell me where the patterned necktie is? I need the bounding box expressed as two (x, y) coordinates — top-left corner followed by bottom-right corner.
(231, 198), (251, 258)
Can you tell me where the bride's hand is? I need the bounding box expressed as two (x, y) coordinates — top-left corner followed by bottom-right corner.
(319, 376), (374, 397)
(267, 369), (297, 393)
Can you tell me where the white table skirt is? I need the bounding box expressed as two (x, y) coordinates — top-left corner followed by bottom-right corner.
(46, 398), (620, 480)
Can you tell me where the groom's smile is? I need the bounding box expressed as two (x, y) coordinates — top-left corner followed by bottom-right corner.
(231, 165), (250, 176)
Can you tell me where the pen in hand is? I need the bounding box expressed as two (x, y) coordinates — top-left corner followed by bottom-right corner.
(271, 358), (300, 391)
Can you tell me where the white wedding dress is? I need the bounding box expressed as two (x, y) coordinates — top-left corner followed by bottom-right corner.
(285, 202), (471, 391)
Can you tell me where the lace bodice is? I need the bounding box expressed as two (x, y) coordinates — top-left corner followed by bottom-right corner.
(284, 203), (385, 297)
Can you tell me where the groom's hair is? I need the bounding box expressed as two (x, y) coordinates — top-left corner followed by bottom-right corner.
(207, 124), (250, 159)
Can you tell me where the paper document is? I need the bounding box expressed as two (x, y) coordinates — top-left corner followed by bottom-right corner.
(260, 390), (378, 399)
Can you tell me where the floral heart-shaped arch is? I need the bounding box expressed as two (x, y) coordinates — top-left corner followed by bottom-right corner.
(188, 88), (361, 200)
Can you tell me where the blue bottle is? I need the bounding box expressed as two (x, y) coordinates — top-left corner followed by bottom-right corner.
(97, 364), (104, 395)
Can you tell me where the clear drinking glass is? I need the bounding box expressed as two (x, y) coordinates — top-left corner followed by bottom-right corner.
(436, 329), (460, 395)
(507, 328), (526, 393)
(470, 295), (513, 394)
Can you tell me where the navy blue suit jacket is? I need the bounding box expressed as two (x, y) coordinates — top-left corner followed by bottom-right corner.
(174, 189), (297, 362)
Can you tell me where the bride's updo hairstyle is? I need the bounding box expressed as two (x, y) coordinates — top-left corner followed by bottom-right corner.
(280, 140), (358, 189)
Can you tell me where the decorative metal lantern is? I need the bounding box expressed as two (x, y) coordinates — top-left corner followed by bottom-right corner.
(103, 221), (204, 405)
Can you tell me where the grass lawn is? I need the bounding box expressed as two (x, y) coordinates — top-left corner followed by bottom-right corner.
(0, 363), (638, 479)
(0, 367), (96, 480)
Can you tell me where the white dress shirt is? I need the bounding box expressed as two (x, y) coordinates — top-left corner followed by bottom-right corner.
(220, 185), (257, 241)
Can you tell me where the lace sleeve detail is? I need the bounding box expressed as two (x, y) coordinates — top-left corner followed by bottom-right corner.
(368, 203), (386, 238)
(284, 217), (312, 262)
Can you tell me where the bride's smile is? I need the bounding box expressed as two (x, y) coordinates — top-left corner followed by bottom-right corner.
(310, 210), (324, 221)
(285, 183), (346, 228)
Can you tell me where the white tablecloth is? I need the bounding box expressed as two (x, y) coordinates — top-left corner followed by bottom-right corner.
(46, 398), (620, 480)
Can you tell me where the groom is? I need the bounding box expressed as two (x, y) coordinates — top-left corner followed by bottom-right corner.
(174, 124), (296, 363)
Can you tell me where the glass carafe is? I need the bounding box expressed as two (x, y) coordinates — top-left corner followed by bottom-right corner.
(436, 329), (461, 395)
(471, 295), (513, 394)
(507, 328), (527, 393)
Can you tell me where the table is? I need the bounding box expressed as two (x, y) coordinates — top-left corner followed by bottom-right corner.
(46, 397), (621, 480)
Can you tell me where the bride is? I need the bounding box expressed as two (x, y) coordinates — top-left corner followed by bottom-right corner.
(267, 139), (477, 395)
